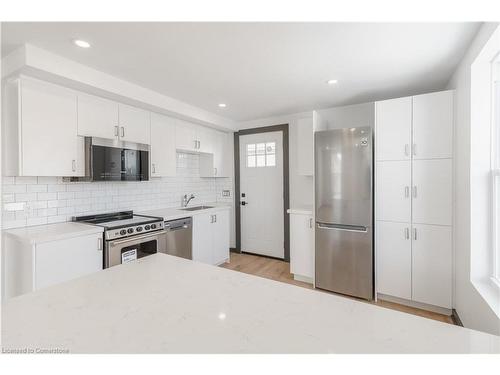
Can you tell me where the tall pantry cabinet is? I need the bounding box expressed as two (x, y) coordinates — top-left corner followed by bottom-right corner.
(375, 90), (453, 311)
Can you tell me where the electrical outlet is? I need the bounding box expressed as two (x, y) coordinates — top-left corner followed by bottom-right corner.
(222, 190), (231, 197)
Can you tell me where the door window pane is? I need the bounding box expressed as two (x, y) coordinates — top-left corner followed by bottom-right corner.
(246, 142), (277, 168)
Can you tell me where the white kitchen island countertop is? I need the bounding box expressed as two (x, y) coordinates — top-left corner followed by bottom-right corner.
(2, 253), (499, 354)
(2, 222), (104, 245)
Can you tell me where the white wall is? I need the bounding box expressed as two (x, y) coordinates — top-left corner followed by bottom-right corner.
(2, 152), (232, 231)
(446, 22), (500, 335)
(316, 102), (375, 130)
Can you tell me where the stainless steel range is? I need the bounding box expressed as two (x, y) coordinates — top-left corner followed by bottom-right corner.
(74, 211), (166, 268)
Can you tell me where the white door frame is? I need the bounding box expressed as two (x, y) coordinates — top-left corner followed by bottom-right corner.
(234, 124), (290, 261)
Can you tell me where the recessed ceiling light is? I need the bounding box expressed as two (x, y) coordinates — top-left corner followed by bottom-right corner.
(218, 103), (227, 108)
(73, 39), (91, 48)
(327, 79), (338, 85)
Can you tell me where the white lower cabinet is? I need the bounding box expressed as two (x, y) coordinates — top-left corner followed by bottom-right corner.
(3, 232), (103, 299)
(376, 221), (452, 309)
(411, 224), (452, 309)
(192, 209), (230, 266)
(376, 221), (412, 300)
(289, 213), (314, 281)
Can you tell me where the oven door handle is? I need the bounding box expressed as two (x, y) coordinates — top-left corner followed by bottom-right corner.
(108, 231), (166, 246)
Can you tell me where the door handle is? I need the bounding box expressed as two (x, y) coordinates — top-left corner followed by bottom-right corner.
(120, 126), (125, 138)
(317, 223), (367, 233)
(241, 201), (247, 206)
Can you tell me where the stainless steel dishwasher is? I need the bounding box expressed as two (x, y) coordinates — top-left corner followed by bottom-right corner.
(164, 217), (192, 260)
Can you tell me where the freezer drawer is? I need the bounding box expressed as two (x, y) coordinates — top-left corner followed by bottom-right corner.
(315, 223), (373, 300)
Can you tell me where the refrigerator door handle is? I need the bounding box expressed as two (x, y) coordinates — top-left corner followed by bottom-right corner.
(316, 222), (368, 233)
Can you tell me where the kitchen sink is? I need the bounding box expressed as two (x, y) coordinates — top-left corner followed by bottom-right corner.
(181, 205), (214, 211)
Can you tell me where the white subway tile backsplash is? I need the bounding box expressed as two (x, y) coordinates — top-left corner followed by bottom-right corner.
(2, 152), (233, 229)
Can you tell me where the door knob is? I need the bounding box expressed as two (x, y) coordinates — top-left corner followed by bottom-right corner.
(241, 201), (247, 206)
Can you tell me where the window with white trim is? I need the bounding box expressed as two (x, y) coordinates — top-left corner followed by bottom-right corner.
(246, 142), (276, 168)
(493, 63), (500, 283)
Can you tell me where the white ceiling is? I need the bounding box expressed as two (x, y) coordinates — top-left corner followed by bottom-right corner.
(1, 22), (480, 122)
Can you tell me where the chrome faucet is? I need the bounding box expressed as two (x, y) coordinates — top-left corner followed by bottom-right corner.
(183, 194), (195, 207)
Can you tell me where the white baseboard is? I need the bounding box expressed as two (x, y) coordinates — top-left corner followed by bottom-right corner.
(377, 293), (452, 316)
(293, 274), (313, 284)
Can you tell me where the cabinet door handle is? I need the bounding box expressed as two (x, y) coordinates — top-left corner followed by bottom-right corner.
(152, 163), (156, 174)
(405, 227), (409, 240)
(210, 215), (214, 223)
(120, 126), (125, 138)
(412, 143), (416, 156)
(97, 237), (102, 251)
(309, 218), (313, 228)
(412, 186), (417, 198)
(114, 126), (119, 137)
(214, 167), (217, 176)
(197, 140), (201, 149)
(71, 160), (76, 172)
(404, 144), (409, 157)
(413, 227), (417, 241)
(214, 214), (217, 223)
(404, 186), (409, 198)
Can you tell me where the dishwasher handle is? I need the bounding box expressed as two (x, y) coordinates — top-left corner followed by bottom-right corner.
(164, 218), (192, 231)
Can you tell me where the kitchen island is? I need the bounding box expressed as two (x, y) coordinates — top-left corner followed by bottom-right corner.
(2, 253), (499, 353)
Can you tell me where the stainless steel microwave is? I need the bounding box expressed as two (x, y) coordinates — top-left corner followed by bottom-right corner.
(75, 137), (149, 181)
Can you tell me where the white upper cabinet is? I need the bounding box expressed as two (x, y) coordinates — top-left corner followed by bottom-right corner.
(199, 130), (232, 178)
(376, 221), (412, 300)
(375, 97), (412, 161)
(118, 104), (151, 144)
(375, 161), (411, 222)
(3, 77), (84, 177)
(412, 159), (453, 226)
(77, 93), (119, 140)
(412, 91), (453, 160)
(411, 224), (452, 309)
(296, 117), (314, 176)
(197, 125), (215, 154)
(77, 94), (150, 144)
(150, 113), (177, 177)
(175, 120), (198, 152)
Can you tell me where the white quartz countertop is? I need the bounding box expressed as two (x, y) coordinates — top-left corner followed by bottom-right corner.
(2, 222), (104, 245)
(138, 202), (231, 222)
(2, 253), (499, 354)
(287, 205), (313, 215)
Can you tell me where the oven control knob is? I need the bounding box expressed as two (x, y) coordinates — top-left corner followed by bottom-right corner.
(144, 225), (151, 230)
(120, 229), (127, 235)
(151, 224), (157, 229)
(136, 227), (143, 232)
(127, 228), (134, 234)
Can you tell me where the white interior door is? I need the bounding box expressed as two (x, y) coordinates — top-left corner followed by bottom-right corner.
(240, 131), (284, 258)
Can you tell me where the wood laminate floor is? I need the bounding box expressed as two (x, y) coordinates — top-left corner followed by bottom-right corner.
(220, 252), (455, 325)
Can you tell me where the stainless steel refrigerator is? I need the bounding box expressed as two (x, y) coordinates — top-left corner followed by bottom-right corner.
(314, 127), (373, 300)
